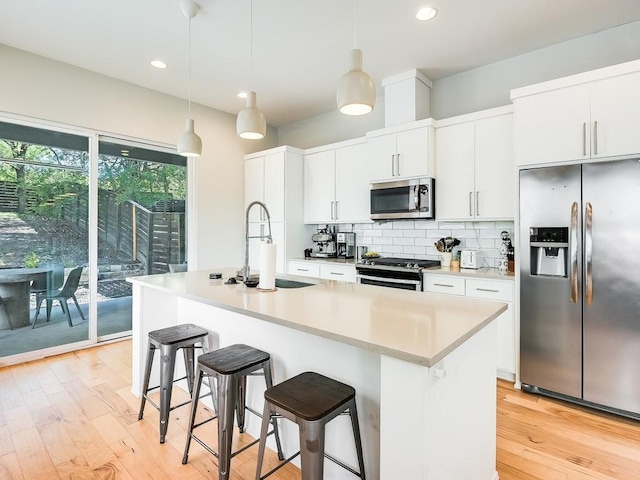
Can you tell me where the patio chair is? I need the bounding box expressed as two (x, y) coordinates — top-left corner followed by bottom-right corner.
(0, 294), (13, 330)
(32, 266), (86, 328)
(31, 262), (65, 320)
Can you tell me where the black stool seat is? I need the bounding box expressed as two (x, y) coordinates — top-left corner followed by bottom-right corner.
(265, 372), (355, 421)
(149, 323), (209, 345)
(182, 344), (284, 480)
(256, 371), (366, 480)
(198, 343), (271, 375)
(138, 323), (209, 444)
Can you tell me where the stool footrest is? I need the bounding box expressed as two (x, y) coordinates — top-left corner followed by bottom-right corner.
(190, 428), (278, 461)
(259, 451), (301, 480)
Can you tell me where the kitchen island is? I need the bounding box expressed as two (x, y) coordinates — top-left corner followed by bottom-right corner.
(128, 269), (506, 480)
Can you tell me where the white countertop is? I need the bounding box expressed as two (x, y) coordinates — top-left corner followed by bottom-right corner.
(128, 268), (506, 367)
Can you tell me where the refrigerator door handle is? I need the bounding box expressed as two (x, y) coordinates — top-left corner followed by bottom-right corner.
(570, 201), (579, 303)
(585, 201), (594, 305)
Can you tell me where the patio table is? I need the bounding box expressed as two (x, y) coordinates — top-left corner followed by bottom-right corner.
(0, 267), (51, 329)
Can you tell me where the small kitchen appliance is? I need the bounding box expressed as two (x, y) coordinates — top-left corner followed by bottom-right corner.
(310, 226), (337, 258)
(336, 232), (356, 259)
(460, 249), (482, 269)
(370, 177), (435, 220)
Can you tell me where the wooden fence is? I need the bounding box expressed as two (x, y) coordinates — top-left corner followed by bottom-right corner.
(61, 190), (186, 275)
(0, 181), (185, 274)
(0, 180), (39, 211)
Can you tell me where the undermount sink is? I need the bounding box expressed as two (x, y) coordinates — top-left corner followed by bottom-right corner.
(274, 278), (314, 289)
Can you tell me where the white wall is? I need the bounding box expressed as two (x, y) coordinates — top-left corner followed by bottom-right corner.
(278, 20), (640, 147)
(0, 44), (278, 270)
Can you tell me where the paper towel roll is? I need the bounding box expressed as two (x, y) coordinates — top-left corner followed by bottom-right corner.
(258, 242), (277, 290)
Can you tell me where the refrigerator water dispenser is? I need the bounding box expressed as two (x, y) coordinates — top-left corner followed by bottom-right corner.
(529, 227), (568, 277)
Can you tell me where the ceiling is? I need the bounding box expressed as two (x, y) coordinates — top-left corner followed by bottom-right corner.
(2, 0), (640, 128)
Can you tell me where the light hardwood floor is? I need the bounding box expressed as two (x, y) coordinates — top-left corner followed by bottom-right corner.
(1, 340), (640, 479)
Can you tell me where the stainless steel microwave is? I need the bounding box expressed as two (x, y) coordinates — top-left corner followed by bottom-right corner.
(370, 177), (435, 220)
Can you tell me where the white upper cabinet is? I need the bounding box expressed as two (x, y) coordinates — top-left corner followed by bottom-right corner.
(366, 119), (435, 181)
(435, 107), (514, 221)
(304, 149), (335, 223)
(244, 151), (285, 222)
(335, 142), (369, 223)
(511, 61), (640, 166)
(244, 146), (309, 275)
(304, 139), (369, 224)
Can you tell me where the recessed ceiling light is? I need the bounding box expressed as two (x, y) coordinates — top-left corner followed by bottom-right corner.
(151, 60), (168, 69)
(237, 91), (248, 99)
(416, 6), (438, 21)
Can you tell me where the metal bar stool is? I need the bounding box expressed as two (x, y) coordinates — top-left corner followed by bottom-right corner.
(255, 371), (366, 480)
(182, 343), (284, 480)
(138, 323), (209, 443)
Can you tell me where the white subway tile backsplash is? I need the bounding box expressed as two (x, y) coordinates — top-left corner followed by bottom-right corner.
(350, 221), (514, 259)
(404, 246), (426, 255)
(373, 222), (392, 230)
(403, 229), (426, 238)
(383, 229), (404, 238)
(393, 237), (415, 246)
(393, 220), (414, 229)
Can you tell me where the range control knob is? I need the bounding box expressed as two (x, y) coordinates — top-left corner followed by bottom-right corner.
(406, 262), (413, 268)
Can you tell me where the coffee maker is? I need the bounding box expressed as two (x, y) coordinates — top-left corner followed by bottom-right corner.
(336, 232), (356, 259)
(310, 226), (337, 258)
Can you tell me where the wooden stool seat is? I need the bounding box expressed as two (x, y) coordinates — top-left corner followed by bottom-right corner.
(182, 344), (283, 480)
(148, 323), (209, 345)
(138, 323), (209, 443)
(256, 371), (366, 480)
(198, 343), (271, 375)
(265, 371), (355, 422)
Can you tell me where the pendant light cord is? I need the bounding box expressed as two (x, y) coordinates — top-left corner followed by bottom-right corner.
(250, 0), (254, 91)
(353, 0), (357, 49)
(187, 13), (192, 118)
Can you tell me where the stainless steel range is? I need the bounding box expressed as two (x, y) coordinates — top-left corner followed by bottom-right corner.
(355, 257), (440, 291)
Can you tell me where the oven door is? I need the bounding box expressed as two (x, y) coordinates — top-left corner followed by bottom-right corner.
(356, 274), (422, 291)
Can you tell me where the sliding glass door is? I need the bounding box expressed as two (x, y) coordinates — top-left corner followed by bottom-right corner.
(96, 138), (187, 340)
(0, 121), (90, 357)
(0, 119), (187, 361)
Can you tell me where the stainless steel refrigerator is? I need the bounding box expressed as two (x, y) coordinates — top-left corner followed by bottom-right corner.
(520, 158), (640, 417)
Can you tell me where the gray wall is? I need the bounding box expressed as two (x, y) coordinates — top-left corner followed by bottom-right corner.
(278, 20), (640, 148)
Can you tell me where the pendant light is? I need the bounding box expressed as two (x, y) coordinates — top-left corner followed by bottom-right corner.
(236, 0), (266, 139)
(177, 0), (202, 157)
(336, 0), (375, 115)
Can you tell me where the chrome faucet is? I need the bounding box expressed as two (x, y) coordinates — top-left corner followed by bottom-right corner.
(242, 200), (273, 281)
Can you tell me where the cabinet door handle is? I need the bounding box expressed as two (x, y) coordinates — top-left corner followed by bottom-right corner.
(593, 121), (598, 155)
(298, 268), (309, 272)
(391, 154), (396, 176)
(396, 154), (401, 176)
(434, 283), (454, 288)
(469, 192), (473, 217)
(330, 272), (344, 276)
(583, 122), (587, 156)
(335, 201), (339, 220)
(475, 191), (480, 217)
(475, 288), (499, 293)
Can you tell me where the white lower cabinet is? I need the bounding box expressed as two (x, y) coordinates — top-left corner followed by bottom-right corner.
(288, 260), (356, 283)
(287, 260), (320, 278)
(319, 264), (357, 283)
(423, 274), (515, 379)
